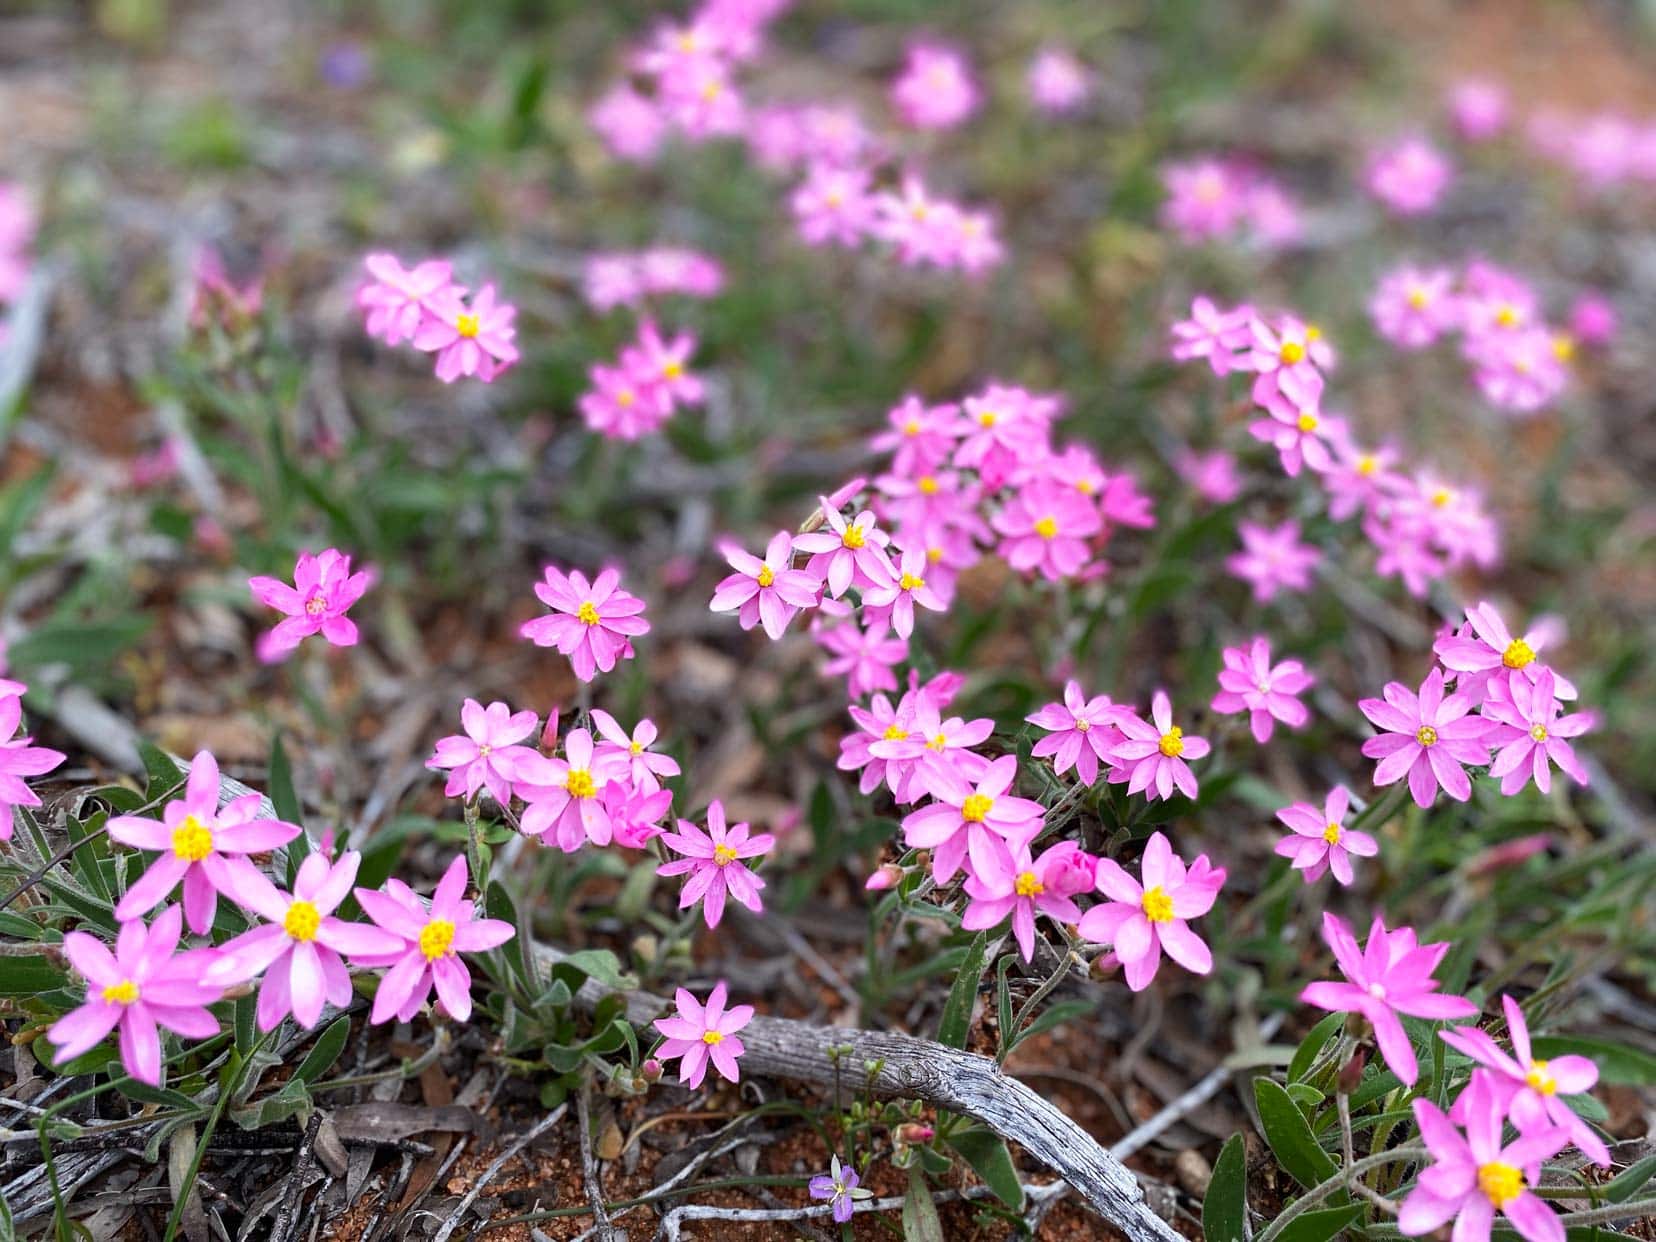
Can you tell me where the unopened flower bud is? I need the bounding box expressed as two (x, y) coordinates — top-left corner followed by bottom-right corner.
(895, 1122), (934, 1145)
(641, 1058), (663, 1084)
(864, 864), (902, 892)
(1337, 1047), (1367, 1095)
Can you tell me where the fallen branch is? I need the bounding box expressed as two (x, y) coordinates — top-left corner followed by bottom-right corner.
(530, 942), (1180, 1242)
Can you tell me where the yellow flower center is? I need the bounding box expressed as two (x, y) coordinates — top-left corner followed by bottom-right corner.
(455, 313), (480, 338)
(1502, 638), (1535, 669)
(1529, 723), (1548, 743)
(102, 979), (140, 1006)
(1357, 454), (1378, 477)
(713, 844), (739, 867)
(977, 410), (998, 427)
(1525, 1060), (1556, 1095)
(1477, 1162), (1525, 1209)
(700, 79), (722, 102)
(1551, 334), (1575, 362)
(1305, 325), (1322, 342)
(927, 546), (944, 564)
(305, 594), (328, 616)
(172, 815), (215, 863)
(927, 732), (948, 752)
(702, 1029), (724, 1044)
(1034, 516), (1059, 540)
(419, 918), (456, 961)
(662, 361), (684, 380)
(1431, 488), (1453, 508)
(756, 564), (775, 588)
(917, 475), (939, 495)
(576, 600), (602, 626)
(1074, 718), (1091, 732)
(1494, 305), (1520, 330)
(1279, 340), (1306, 365)
(960, 793), (994, 823)
(825, 189), (844, 207)
(1416, 725), (1439, 747)
(617, 388), (636, 408)
(903, 418), (922, 436)
(1296, 411), (1319, 433)
(1158, 727), (1184, 758)
(630, 740), (644, 755)
(1323, 822), (1342, 845)
(1015, 871), (1044, 898)
(1407, 288), (1429, 310)
(898, 572), (925, 591)
(1141, 886), (1174, 923)
(283, 900), (321, 943)
(1075, 478), (1095, 494)
(566, 769), (597, 799)
(841, 524), (867, 550)
(883, 724), (908, 741)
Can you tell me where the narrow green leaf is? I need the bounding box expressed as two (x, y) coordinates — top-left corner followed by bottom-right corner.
(1604, 1152), (1656, 1203)
(1288, 1012), (1346, 1083)
(1254, 1078), (1338, 1191)
(294, 1015), (351, 1085)
(1203, 1133), (1248, 1242)
(901, 1167), (946, 1242)
(946, 1127), (1024, 1209)
(936, 932), (989, 1050)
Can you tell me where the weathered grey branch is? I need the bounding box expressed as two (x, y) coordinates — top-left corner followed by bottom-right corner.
(530, 942), (1179, 1242)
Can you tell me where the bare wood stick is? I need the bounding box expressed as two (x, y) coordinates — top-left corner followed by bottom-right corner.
(655, 1180), (1066, 1241)
(530, 942), (1179, 1242)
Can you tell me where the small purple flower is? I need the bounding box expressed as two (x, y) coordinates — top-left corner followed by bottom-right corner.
(709, 532), (823, 640)
(808, 1155), (873, 1223)
(793, 500), (895, 599)
(653, 981), (753, 1088)
(590, 710), (681, 795)
(1481, 669), (1592, 797)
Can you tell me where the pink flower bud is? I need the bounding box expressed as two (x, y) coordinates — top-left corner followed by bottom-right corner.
(864, 863), (902, 892)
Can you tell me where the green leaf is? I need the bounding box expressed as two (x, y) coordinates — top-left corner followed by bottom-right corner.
(115, 1079), (202, 1111)
(901, 1167), (946, 1242)
(1202, 1133), (1248, 1242)
(1529, 1036), (1656, 1087)
(267, 734), (302, 825)
(936, 932), (989, 1049)
(1273, 1203), (1362, 1242)
(294, 1015), (351, 1084)
(1603, 1152), (1656, 1203)
(0, 954), (65, 996)
(946, 1128), (1024, 1209)
(1288, 1012), (1346, 1083)
(1254, 1079), (1338, 1191)
(559, 948), (635, 992)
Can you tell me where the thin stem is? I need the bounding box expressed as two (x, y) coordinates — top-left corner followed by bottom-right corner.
(0, 823), (111, 913)
(1255, 1144), (1426, 1242)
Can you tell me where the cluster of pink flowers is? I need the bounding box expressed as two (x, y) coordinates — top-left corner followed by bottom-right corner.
(0, 670), (67, 843)
(248, 548), (375, 664)
(583, 247), (724, 312)
(48, 750), (514, 1082)
(1301, 915), (1607, 1242)
(0, 182), (34, 325)
(1159, 157), (1303, 248)
(1364, 135), (1454, 216)
(1371, 259), (1589, 414)
(1526, 106), (1656, 193)
(1359, 600), (1591, 808)
(1172, 296), (1500, 598)
(579, 319), (706, 440)
(356, 253), (519, 384)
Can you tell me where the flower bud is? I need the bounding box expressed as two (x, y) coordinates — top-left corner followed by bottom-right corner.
(1337, 1046), (1367, 1096)
(895, 1122), (934, 1145)
(864, 864), (902, 892)
(641, 1058), (663, 1084)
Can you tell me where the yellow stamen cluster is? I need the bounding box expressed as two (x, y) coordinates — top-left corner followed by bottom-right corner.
(1477, 1162), (1524, 1209)
(455, 313), (480, 338)
(1529, 723), (1549, 743)
(1416, 725), (1439, 747)
(565, 769), (597, 799)
(172, 815), (215, 863)
(1525, 1060), (1556, 1095)
(1014, 871), (1044, 898)
(841, 524), (867, 550)
(1279, 340), (1306, 365)
(1158, 727), (1184, 758)
(283, 900), (321, 943)
(419, 918), (456, 961)
(713, 843), (739, 867)
(702, 1029), (724, 1044)
(1502, 638), (1535, 669)
(102, 979), (140, 1005)
(1357, 455), (1378, 477)
(977, 410), (998, 427)
(898, 572), (925, 591)
(662, 361), (684, 380)
(903, 418), (922, 436)
(1141, 886), (1174, 923)
(1407, 288), (1430, 310)
(1323, 822), (1342, 846)
(1296, 411), (1319, 433)
(305, 595), (328, 616)
(917, 475), (939, 495)
(755, 564), (775, 588)
(960, 793), (994, 823)
(1033, 516), (1059, 540)
(576, 600), (602, 626)
(883, 724), (908, 741)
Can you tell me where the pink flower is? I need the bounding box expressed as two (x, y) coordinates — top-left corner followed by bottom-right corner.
(249, 548), (375, 662)
(861, 543), (946, 639)
(590, 709), (680, 794)
(1109, 691), (1210, 802)
(816, 619), (908, 699)
(520, 565), (650, 682)
(207, 851), (402, 1031)
(963, 840), (1093, 962)
(1471, 328), (1568, 414)
(1567, 292), (1617, 347)
(1252, 371), (1335, 476)
(108, 750), (301, 935)
(1435, 601), (1576, 701)
(1480, 670), (1592, 797)
(353, 855), (514, 1024)
(1360, 667), (1491, 808)
(871, 696), (992, 803)
(1076, 832), (1224, 991)
(589, 84), (666, 162)
(793, 500), (895, 598)
(426, 699), (544, 805)
(1399, 1075), (1569, 1242)
(1449, 79), (1509, 141)
(900, 754), (1044, 886)
(639, 246), (725, 298)
(653, 980), (753, 1088)
(1174, 448), (1244, 504)
(1322, 439), (1404, 522)
(0, 693), (65, 842)
(1273, 786), (1377, 886)
(1225, 519), (1321, 603)
(622, 320), (704, 409)
(580, 358), (673, 440)
(357, 254), (460, 346)
(1244, 179), (1302, 247)
(1160, 160), (1246, 241)
(868, 395), (963, 476)
(991, 480), (1101, 581)
(709, 532), (823, 640)
(1370, 265), (1458, 349)
(1026, 681), (1123, 785)
(871, 175), (956, 267)
(1440, 995), (1609, 1167)
(412, 283), (519, 384)
(1170, 296), (1254, 375)
(47, 906), (223, 1086)
(1300, 912), (1479, 1085)
(1210, 637), (1314, 743)
(890, 43), (979, 131)
(1366, 136), (1454, 216)
(790, 164), (878, 248)
(1026, 47), (1091, 115)
(658, 799), (773, 928)
(602, 781), (674, 849)
(1247, 313), (1332, 409)
(839, 693), (920, 799)
(516, 728), (628, 852)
